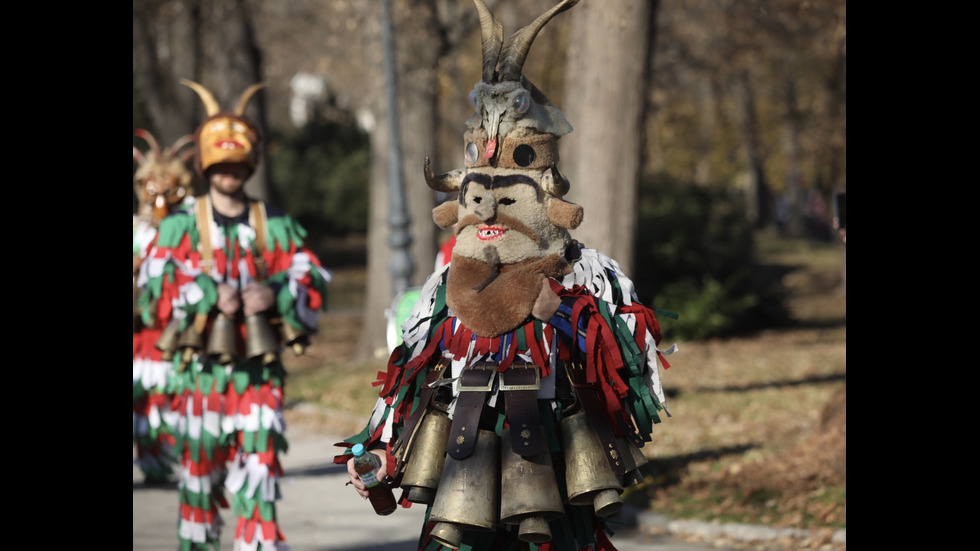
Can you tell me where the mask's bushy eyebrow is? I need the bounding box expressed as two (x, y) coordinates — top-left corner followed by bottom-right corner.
(460, 173), (492, 207)
(460, 173), (542, 206)
(490, 174), (541, 201)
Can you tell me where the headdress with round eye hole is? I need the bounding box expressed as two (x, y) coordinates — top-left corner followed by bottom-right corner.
(180, 78), (267, 177)
(133, 128), (196, 225)
(424, 0), (578, 199)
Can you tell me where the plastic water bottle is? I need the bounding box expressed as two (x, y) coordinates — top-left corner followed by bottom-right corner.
(351, 443), (397, 515)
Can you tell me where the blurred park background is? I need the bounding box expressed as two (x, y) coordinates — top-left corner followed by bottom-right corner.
(134, 1), (844, 545)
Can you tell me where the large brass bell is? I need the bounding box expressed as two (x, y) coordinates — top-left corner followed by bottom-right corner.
(560, 410), (624, 517)
(155, 317), (182, 361)
(500, 425), (564, 543)
(617, 436), (651, 488)
(244, 313), (278, 365)
(429, 428), (500, 549)
(206, 312), (237, 365)
(399, 409), (451, 505)
(279, 319), (310, 357)
(176, 324), (205, 368)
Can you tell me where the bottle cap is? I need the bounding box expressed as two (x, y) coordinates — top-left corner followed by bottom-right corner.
(351, 443), (365, 456)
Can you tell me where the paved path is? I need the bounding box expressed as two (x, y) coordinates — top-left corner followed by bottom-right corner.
(134, 425), (742, 551)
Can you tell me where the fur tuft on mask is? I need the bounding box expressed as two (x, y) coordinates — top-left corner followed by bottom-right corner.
(446, 253), (571, 337)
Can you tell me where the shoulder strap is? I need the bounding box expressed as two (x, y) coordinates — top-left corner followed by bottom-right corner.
(195, 196), (215, 277)
(248, 200), (269, 281)
(192, 196), (215, 334)
(196, 197), (268, 279)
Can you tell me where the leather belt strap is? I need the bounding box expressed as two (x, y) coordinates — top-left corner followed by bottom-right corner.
(501, 364), (544, 457)
(564, 360), (628, 476)
(393, 360), (449, 462)
(391, 364), (448, 488)
(447, 364), (495, 460)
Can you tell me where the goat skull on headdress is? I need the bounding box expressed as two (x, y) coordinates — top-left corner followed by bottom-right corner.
(466, 0), (578, 164)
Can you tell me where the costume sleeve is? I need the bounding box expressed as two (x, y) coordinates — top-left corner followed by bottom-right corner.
(332, 266), (451, 476)
(550, 250), (677, 441)
(262, 212), (332, 331)
(138, 208), (218, 332)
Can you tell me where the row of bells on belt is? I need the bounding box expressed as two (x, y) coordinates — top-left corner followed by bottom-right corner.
(397, 408), (650, 549)
(155, 312), (310, 367)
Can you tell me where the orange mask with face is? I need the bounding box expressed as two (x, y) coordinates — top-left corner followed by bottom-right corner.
(181, 79), (266, 177)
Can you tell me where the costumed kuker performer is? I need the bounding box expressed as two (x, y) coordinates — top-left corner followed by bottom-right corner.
(138, 78), (333, 551)
(336, 1), (678, 550)
(133, 128), (196, 484)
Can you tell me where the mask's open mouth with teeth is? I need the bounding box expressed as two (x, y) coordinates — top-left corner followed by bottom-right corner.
(477, 225), (506, 241)
(215, 140), (244, 150)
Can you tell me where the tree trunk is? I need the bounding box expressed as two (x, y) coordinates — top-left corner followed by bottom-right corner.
(561, 0), (656, 276)
(693, 72), (716, 186)
(395, 2), (441, 283)
(132, 0), (200, 151)
(780, 57), (806, 239)
(731, 68), (771, 227)
(196, 0), (270, 202)
(355, 0), (442, 362)
(133, 0), (269, 201)
(359, 102), (396, 362)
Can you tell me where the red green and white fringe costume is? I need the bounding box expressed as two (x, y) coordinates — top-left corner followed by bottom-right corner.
(139, 197), (331, 551)
(334, 248), (677, 551)
(134, 217), (179, 482)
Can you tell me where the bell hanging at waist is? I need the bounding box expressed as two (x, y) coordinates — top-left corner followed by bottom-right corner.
(560, 409), (624, 517)
(428, 428), (500, 549)
(244, 313), (279, 365)
(399, 408), (451, 505)
(499, 424), (564, 544)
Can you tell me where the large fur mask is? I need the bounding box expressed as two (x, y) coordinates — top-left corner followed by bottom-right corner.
(430, 165), (582, 265)
(421, 0), (583, 337)
(427, 162), (582, 338)
(423, 0), (582, 337)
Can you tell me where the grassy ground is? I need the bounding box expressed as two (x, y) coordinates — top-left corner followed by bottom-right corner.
(281, 230), (847, 546)
(630, 230), (846, 549)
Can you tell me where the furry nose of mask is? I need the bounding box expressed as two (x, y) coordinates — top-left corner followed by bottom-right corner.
(474, 194), (497, 221)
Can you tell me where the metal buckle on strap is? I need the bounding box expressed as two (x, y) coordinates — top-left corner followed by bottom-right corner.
(499, 364), (541, 391)
(458, 363), (496, 392)
(254, 258), (268, 282)
(199, 259), (214, 276)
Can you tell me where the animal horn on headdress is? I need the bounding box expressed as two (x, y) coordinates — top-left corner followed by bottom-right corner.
(234, 82), (267, 117)
(165, 134), (197, 164)
(540, 163), (570, 197)
(133, 129), (155, 178)
(134, 128), (161, 157)
(497, 0), (580, 82)
(424, 156), (467, 192)
(472, 0), (504, 82)
(180, 78), (221, 117)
